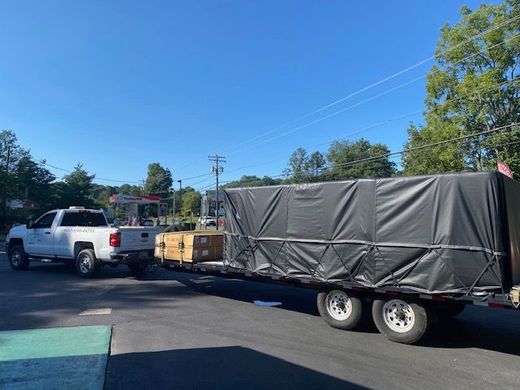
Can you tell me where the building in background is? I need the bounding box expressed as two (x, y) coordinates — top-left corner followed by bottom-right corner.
(200, 190), (225, 218)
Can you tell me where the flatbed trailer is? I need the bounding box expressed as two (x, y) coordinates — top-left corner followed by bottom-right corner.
(157, 258), (519, 344)
(157, 172), (520, 344)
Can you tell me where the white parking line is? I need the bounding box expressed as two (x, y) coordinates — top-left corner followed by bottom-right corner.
(79, 308), (112, 316)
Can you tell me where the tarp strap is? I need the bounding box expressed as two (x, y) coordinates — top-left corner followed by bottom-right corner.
(330, 244), (356, 281)
(223, 233), (506, 257)
(466, 254), (498, 296)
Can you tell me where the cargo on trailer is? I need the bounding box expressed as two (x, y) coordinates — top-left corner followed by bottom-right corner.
(158, 172), (520, 344)
(155, 231), (223, 263)
(223, 172), (520, 295)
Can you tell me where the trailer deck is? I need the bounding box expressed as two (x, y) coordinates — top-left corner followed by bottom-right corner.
(160, 258), (519, 310)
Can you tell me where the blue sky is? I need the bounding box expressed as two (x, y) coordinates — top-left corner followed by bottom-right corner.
(0, 0), (499, 191)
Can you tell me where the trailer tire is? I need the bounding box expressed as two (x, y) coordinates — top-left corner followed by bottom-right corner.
(75, 249), (97, 278)
(128, 262), (147, 275)
(436, 302), (465, 320)
(317, 290), (364, 330)
(8, 244), (30, 270)
(372, 298), (430, 344)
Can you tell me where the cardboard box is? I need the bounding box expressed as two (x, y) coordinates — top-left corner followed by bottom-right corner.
(155, 231), (224, 262)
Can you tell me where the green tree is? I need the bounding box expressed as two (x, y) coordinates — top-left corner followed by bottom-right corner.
(0, 130), (47, 219)
(284, 147), (310, 183)
(305, 151), (327, 179)
(223, 175), (283, 188)
(14, 155), (55, 210)
(326, 139), (396, 179)
(0, 130), (26, 174)
(91, 184), (116, 207)
(182, 190), (202, 215)
(117, 184), (142, 196)
(144, 163), (173, 196)
(403, 1), (520, 175)
(56, 163), (96, 208)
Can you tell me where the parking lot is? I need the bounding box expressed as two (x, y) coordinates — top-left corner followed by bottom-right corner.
(0, 252), (519, 389)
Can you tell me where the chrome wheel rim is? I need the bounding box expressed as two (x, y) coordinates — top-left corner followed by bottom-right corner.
(11, 250), (22, 266)
(383, 299), (415, 333)
(326, 290), (352, 321)
(78, 255), (91, 274)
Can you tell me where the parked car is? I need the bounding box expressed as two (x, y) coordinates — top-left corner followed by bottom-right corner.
(198, 216), (217, 227)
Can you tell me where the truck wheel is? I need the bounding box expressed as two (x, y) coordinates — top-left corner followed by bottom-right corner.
(372, 298), (430, 344)
(8, 244), (30, 270)
(317, 290), (364, 330)
(75, 249), (97, 278)
(128, 262), (147, 275)
(436, 302), (465, 321)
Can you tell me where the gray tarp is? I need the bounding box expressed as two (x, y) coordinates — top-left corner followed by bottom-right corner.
(223, 172), (520, 294)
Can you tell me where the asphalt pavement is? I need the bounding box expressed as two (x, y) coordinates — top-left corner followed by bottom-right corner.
(0, 252), (519, 389)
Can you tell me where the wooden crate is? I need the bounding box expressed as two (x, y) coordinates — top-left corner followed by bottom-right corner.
(155, 231), (224, 262)
(163, 246), (223, 262)
(162, 231), (223, 247)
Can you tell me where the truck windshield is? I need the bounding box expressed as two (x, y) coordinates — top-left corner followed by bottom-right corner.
(60, 212), (108, 227)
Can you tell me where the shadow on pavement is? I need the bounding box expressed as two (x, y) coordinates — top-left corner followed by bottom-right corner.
(174, 271), (321, 316)
(107, 346), (367, 390)
(0, 262), (200, 331)
(3, 261), (520, 356)
(421, 308), (520, 355)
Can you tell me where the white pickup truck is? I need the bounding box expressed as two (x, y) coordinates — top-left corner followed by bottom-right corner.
(5, 207), (164, 277)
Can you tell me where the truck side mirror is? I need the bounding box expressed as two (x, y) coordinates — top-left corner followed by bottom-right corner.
(26, 221), (34, 229)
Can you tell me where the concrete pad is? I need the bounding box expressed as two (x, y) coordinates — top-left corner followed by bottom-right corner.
(0, 325), (111, 390)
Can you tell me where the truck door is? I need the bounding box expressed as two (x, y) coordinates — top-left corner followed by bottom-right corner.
(26, 211), (57, 256)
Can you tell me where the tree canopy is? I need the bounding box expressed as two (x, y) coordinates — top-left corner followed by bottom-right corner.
(144, 163), (173, 196)
(223, 175), (284, 188)
(403, 1), (520, 175)
(326, 139), (396, 180)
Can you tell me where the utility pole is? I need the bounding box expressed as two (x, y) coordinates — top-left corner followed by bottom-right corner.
(177, 179), (182, 218)
(208, 154), (226, 230)
(171, 187), (175, 223)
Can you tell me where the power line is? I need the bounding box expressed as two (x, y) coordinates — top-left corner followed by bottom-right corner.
(37, 160), (143, 184)
(189, 76), (518, 181)
(221, 110), (424, 177)
(249, 123), (519, 179)
(319, 123), (519, 173)
(222, 14), (520, 154)
(227, 33), (520, 156)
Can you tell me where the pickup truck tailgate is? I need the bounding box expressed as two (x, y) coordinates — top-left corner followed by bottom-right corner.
(118, 227), (164, 251)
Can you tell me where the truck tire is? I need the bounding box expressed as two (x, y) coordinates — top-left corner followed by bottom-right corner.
(436, 302), (465, 320)
(317, 290), (364, 330)
(372, 297), (431, 344)
(75, 249), (97, 278)
(128, 262), (147, 275)
(8, 244), (30, 270)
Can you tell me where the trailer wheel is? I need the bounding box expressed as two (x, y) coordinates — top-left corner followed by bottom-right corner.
(317, 290), (364, 330)
(372, 298), (430, 344)
(436, 302), (465, 320)
(8, 244), (30, 270)
(75, 249), (97, 278)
